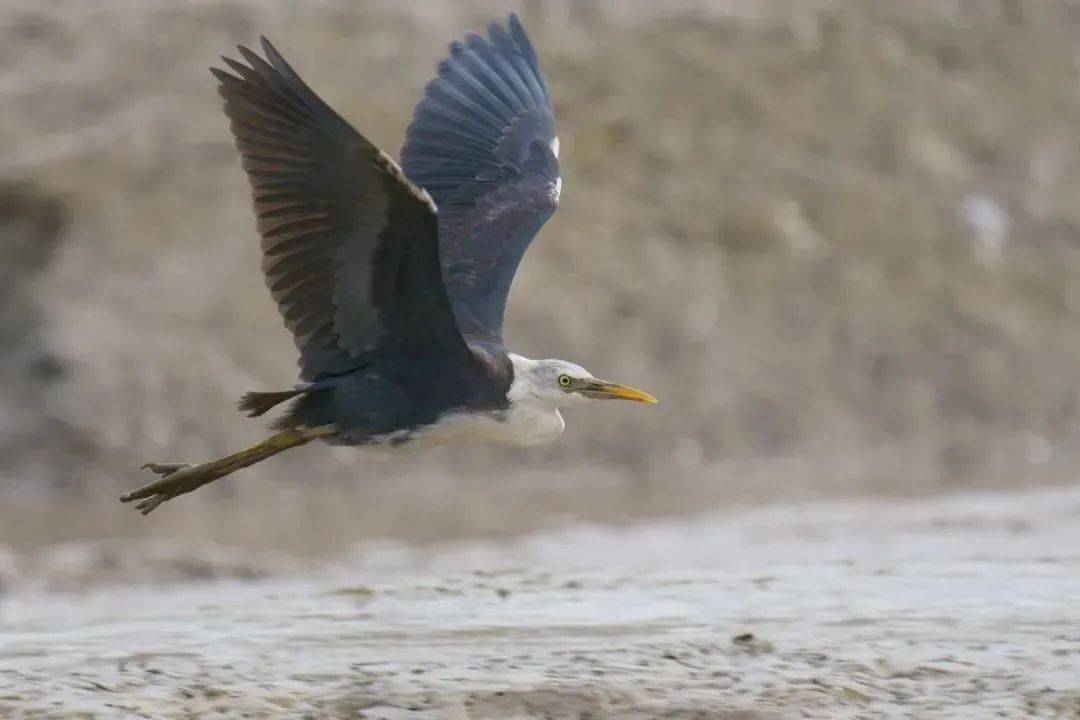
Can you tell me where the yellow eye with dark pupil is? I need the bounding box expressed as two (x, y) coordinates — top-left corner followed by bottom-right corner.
(558, 374), (572, 388)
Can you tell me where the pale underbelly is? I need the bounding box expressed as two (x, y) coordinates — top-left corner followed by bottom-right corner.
(364, 407), (565, 454)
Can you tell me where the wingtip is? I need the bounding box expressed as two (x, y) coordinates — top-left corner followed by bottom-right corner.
(508, 12), (527, 40)
(209, 64), (243, 87)
(237, 43), (261, 65)
(259, 36), (293, 74)
(221, 55), (251, 81)
(508, 13), (534, 52)
(488, 15), (519, 52)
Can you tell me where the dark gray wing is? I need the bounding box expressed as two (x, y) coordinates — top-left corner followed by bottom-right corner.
(213, 39), (478, 381)
(401, 14), (560, 345)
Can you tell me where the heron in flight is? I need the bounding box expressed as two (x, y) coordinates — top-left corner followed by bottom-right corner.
(121, 15), (656, 515)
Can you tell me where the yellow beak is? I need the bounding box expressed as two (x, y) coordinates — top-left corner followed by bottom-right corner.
(583, 379), (659, 404)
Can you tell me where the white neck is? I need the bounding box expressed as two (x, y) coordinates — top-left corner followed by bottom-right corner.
(502, 402), (565, 446)
(503, 353), (567, 445)
(507, 353), (547, 404)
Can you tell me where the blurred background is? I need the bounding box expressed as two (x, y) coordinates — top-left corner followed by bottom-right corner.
(4, 0), (1080, 585)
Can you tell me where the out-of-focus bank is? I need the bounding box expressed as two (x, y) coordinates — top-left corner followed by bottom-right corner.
(3, 1), (1080, 559)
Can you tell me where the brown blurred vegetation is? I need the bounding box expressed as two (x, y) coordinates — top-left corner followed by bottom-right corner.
(3, 0), (1080, 557)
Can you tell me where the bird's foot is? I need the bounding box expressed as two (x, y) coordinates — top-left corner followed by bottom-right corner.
(120, 462), (212, 515)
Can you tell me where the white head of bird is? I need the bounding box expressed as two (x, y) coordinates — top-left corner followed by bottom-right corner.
(497, 354), (656, 447)
(507, 355), (658, 407)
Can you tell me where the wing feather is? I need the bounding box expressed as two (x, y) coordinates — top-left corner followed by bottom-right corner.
(214, 38), (475, 381)
(401, 14), (560, 345)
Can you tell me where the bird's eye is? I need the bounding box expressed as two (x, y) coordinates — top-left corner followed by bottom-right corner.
(558, 374), (572, 388)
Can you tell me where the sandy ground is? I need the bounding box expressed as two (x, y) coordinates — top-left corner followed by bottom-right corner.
(3, 487), (1080, 719)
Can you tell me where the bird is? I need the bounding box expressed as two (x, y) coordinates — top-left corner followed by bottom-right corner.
(120, 14), (656, 515)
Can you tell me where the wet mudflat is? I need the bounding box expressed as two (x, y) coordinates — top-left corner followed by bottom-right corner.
(3, 487), (1080, 719)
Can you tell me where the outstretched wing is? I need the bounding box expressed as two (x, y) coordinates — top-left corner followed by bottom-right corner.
(401, 14), (560, 346)
(213, 39), (476, 381)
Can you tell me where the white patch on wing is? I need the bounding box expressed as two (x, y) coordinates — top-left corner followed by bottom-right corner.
(550, 136), (560, 159)
(553, 176), (562, 201)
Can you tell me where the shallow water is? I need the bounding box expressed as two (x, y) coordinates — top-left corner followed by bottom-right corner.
(3, 488), (1080, 718)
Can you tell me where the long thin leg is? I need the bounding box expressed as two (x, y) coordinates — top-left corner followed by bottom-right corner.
(120, 425), (335, 515)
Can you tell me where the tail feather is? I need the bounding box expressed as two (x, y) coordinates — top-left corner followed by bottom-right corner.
(237, 389), (304, 417)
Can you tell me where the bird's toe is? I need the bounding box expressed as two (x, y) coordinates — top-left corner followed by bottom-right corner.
(120, 462), (203, 510)
(134, 494), (169, 515)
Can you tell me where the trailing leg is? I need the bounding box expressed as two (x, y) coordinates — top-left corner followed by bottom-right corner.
(120, 425), (335, 515)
